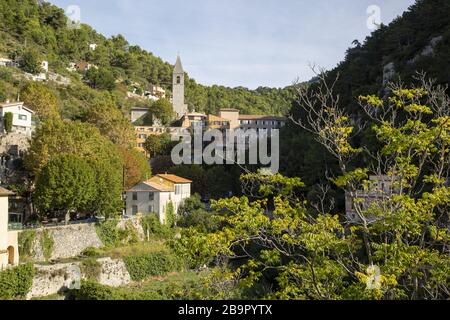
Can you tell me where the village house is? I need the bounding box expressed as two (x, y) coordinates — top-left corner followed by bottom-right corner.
(0, 101), (34, 137)
(345, 175), (400, 224)
(148, 85), (166, 99)
(72, 61), (98, 72)
(0, 187), (19, 269)
(131, 55), (288, 156)
(125, 174), (192, 224)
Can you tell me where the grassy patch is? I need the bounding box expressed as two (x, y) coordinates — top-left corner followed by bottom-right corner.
(72, 271), (203, 300)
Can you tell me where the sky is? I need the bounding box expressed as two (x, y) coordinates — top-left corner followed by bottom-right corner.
(49, 0), (416, 89)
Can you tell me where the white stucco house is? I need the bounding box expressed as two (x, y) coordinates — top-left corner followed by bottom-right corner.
(0, 102), (34, 137)
(126, 174), (192, 224)
(0, 187), (19, 269)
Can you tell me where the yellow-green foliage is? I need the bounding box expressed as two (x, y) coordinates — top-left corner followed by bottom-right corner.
(0, 263), (35, 300)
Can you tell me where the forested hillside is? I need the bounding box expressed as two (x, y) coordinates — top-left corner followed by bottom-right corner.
(0, 0), (295, 118)
(281, 0), (450, 194)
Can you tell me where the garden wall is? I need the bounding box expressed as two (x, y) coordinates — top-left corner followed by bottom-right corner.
(27, 258), (131, 299)
(21, 223), (103, 262)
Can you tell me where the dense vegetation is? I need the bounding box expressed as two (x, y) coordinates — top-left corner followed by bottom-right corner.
(2, 0), (450, 301)
(281, 0), (450, 210)
(0, 263), (34, 299)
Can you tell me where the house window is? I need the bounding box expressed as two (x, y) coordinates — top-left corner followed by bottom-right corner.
(132, 192), (138, 201)
(176, 76), (181, 84)
(175, 185), (182, 195)
(139, 134), (147, 139)
(149, 192), (154, 201)
(18, 115), (27, 121)
(132, 205), (138, 215)
(148, 205), (154, 213)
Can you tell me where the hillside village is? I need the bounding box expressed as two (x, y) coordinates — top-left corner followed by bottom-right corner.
(0, 41), (288, 299)
(0, 0), (450, 302)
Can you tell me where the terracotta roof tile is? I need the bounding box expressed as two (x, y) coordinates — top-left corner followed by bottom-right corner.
(156, 174), (192, 184)
(238, 115), (288, 121)
(142, 181), (173, 192)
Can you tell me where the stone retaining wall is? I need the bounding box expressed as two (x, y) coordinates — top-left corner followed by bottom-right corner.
(26, 223), (103, 262)
(27, 258), (131, 299)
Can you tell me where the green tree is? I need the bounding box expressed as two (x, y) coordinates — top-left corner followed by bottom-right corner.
(150, 98), (174, 125)
(84, 68), (116, 91)
(120, 147), (152, 189)
(165, 201), (175, 227)
(25, 119), (124, 218)
(20, 49), (42, 74)
(21, 82), (60, 120)
(143, 134), (162, 158)
(172, 80), (450, 300)
(34, 154), (96, 223)
(84, 97), (134, 147)
(177, 194), (217, 233)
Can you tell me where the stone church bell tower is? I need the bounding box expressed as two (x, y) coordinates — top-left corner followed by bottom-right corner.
(172, 55), (188, 119)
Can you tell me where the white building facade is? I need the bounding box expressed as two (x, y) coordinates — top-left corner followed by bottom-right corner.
(126, 174), (192, 224)
(0, 187), (19, 269)
(0, 102), (34, 137)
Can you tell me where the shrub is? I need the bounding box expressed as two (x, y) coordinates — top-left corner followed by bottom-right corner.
(95, 220), (121, 247)
(96, 220), (140, 247)
(165, 201), (175, 227)
(81, 247), (102, 258)
(80, 259), (102, 281)
(178, 210), (219, 233)
(0, 263), (35, 300)
(18, 230), (37, 261)
(73, 280), (162, 300)
(123, 221), (139, 245)
(4, 112), (13, 133)
(72, 280), (114, 300)
(124, 251), (183, 282)
(141, 214), (174, 240)
(41, 230), (54, 261)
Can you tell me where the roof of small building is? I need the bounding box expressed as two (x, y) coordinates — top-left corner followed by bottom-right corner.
(220, 108), (240, 112)
(156, 174), (192, 184)
(142, 181), (173, 192)
(238, 115), (288, 121)
(0, 101), (35, 114)
(207, 114), (230, 122)
(185, 112), (207, 118)
(0, 187), (14, 196)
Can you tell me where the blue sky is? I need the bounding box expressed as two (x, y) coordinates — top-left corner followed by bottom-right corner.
(49, 0), (415, 89)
